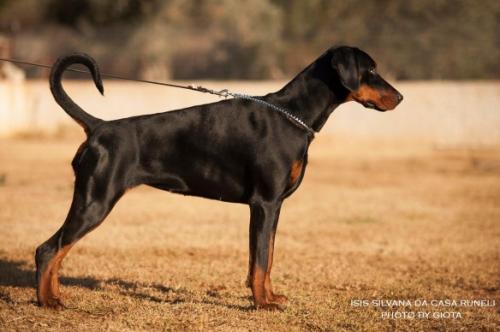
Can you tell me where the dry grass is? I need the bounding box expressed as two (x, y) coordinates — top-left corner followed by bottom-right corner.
(0, 134), (499, 331)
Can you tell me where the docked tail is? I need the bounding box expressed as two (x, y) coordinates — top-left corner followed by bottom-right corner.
(50, 53), (104, 134)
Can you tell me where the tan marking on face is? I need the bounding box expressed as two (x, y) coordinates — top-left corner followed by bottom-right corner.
(350, 84), (382, 104)
(380, 94), (400, 110)
(349, 84), (400, 110)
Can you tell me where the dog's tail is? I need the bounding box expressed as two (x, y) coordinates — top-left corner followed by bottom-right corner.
(50, 53), (104, 134)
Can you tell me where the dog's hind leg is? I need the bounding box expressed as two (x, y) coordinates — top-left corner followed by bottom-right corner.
(35, 146), (128, 308)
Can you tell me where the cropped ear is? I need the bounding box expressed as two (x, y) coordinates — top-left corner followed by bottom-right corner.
(331, 47), (360, 91)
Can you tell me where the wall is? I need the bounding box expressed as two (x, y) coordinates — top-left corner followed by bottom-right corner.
(0, 80), (498, 146)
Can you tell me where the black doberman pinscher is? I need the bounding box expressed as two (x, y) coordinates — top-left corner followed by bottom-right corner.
(35, 46), (402, 310)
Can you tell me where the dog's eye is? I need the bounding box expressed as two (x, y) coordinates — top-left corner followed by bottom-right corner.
(369, 68), (376, 75)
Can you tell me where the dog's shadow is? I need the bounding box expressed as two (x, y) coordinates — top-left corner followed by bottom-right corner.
(0, 257), (252, 310)
(0, 258), (100, 290)
(0, 257), (180, 305)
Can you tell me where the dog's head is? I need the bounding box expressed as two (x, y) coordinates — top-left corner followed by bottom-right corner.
(330, 46), (403, 111)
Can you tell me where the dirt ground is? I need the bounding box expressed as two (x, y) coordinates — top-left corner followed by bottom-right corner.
(0, 134), (498, 331)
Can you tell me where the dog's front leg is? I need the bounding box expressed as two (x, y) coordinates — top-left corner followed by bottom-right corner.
(248, 201), (283, 310)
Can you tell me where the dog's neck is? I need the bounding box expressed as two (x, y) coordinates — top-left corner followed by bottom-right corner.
(265, 55), (350, 132)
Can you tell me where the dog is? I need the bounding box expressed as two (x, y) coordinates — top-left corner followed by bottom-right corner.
(35, 46), (403, 310)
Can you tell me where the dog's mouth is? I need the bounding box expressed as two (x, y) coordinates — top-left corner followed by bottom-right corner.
(362, 101), (386, 112)
(351, 95), (388, 112)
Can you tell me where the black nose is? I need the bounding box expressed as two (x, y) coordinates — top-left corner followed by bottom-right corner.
(396, 93), (403, 102)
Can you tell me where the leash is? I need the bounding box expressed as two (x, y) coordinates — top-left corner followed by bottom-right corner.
(0, 57), (316, 135)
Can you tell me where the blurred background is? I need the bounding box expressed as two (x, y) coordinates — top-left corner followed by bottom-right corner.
(0, 0), (499, 143)
(0, 0), (498, 80)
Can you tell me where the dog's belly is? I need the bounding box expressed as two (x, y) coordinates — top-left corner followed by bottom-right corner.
(142, 161), (250, 203)
(147, 174), (248, 203)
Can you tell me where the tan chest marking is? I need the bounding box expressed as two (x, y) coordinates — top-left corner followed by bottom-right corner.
(289, 160), (303, 186)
